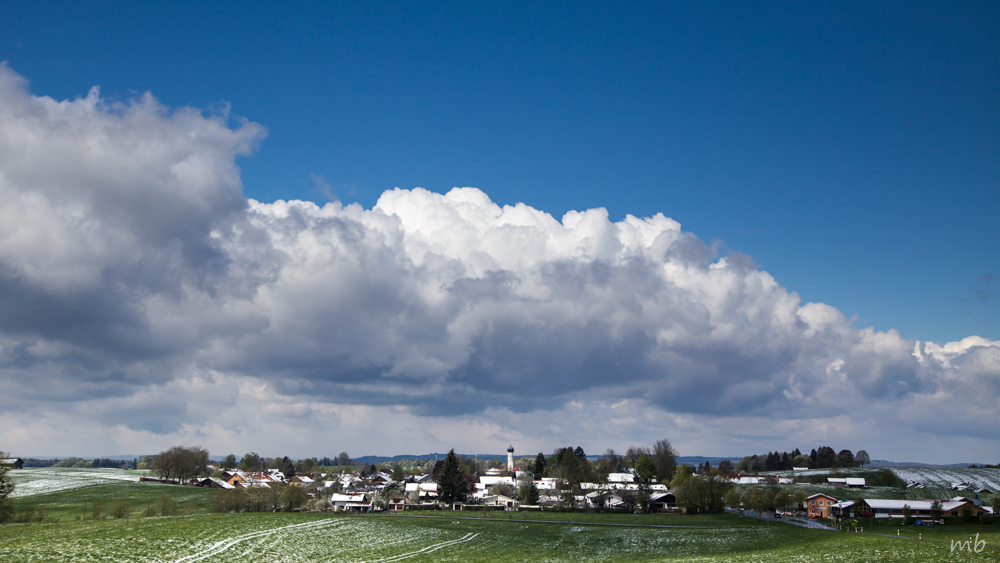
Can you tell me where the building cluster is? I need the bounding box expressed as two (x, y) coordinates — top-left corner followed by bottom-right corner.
(806, 493), (994, 520)
(337, 468), (678, 512)
(193, 453), (680, 513)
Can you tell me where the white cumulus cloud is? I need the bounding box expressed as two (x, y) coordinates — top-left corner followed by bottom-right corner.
(0, 64), (997, 460)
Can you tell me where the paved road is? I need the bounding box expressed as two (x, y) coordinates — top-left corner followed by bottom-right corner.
(725, 509), (838, 531)
(780, 516), (838, 531)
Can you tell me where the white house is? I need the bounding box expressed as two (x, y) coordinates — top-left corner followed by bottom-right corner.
(586, 491), (629, 509)
(405, 482), (438, 500)
(607, 472), (636, 483)
(484, 494), (519, 509)
(330, 493), (372, 512)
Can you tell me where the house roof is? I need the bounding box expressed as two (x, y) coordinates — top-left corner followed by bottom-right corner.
(860, 499), (972, 511)
(330, 493), (368, 502)
(405, 482), (438, 492)
(208, 477), (235, 489)
(479, 476), (515, 486)
(807, 493), (837, 500)
(241, 481), (272, 488)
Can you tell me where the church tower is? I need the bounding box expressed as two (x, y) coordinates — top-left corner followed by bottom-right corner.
(507, 445), (515, 472)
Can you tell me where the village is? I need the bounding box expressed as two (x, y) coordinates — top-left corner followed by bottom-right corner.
(53, 444), (987, 525)
(172, 447), (681, 514)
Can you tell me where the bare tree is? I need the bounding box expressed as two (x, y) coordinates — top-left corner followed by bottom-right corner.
(150, 446), (209, 483)
(652, 439), (678, 483)
(854, 450), (870, 467)
(625, 445), (651, 467)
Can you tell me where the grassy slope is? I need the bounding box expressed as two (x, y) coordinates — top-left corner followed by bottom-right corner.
(6, 481), (215, 521)
(1, 510), (998, 562)
(414, 510), (769, 527)
(2, 472), (999, 562)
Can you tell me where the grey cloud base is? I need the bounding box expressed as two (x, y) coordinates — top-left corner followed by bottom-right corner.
(0, 65), (997, 458)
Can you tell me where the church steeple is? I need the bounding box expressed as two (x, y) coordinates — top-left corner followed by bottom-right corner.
(507, 444), (515, 472)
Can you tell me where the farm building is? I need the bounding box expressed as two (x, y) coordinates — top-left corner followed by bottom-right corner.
(193, 477), (235, 489)
(827, 477), (865, 487)
(0, 458), (24, 469)
(855, 498), (992, 518)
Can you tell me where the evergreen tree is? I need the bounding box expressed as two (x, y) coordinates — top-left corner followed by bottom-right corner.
(765, 452), (777, 471)
(533, 452), (547, 479)
(558, 448), (581, 483)
(519, 480), (539, 505)
(573, 446), (587, 462)
(239, 452), (263, 472)
(436, 449), (468, 504)
(279, 456), (295, 479)
(837, 450), (855, 467)
(816, 447), (836, 468)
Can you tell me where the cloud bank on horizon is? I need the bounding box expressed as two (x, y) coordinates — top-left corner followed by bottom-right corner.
(0, 65), (997, 461)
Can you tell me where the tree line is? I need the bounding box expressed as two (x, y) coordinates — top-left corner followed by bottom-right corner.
(149, 446), (210, 483)
(216, 451), (353, 474)
(735, 447), (870, 472)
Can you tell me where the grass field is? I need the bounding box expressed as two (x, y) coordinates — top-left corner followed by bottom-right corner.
(7, 481), (215, 521)
(2, 468), (999, 561)
(7, 467), (149, 499)
(2, 510), (999, 562)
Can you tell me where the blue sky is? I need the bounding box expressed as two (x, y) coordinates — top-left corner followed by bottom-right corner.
(0, 2), (998, 460)
(3, 1), (996, 343)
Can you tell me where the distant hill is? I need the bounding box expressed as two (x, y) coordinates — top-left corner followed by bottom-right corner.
(676, 456), (743, 466)
(354, 453), (509, 464)
(868, 459), (980, 468)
